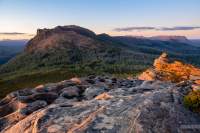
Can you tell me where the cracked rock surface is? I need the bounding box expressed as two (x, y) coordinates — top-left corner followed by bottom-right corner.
(0, 76), (200, 133)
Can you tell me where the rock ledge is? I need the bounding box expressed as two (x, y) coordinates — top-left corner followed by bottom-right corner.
(0, 75), (200, 133)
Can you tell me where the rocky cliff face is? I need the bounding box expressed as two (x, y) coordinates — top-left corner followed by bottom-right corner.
(25, 25), (98, 53)
(139, 53), (200, 90)
(0, 73), (200, 133)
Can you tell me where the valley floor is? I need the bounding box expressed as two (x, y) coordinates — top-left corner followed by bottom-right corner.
(0, 68), (141, 99)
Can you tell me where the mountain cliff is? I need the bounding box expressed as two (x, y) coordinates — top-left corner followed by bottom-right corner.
(25, 25), (97, 52)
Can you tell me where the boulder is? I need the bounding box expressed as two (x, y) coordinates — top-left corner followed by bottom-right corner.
(83, 86), (108, 100)
(60, 86), (80, 99)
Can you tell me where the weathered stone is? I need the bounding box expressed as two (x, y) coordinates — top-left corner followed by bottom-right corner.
(70, 77), (82, 84)
(83, 86), (108, 100)
(0, 74), (200, 133)
(60, 86), (80, 99)
(139, 53), (200, 84)
(19, 100), (47, 115)
(192, 85), (200, 91)
(86, 79), (95, 84)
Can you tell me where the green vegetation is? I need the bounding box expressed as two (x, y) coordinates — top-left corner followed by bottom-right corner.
(0, 63), (145, 99)
(0, 69), (75, 98)
(184, 90), (200, 112)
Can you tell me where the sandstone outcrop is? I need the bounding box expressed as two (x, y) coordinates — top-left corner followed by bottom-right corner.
(139, 53), (200, 91)
(26, 25), (98, 53)
(0, 75), (200, 133)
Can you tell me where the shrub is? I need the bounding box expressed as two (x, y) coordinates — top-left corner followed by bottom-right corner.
(184, 90), (200, 112)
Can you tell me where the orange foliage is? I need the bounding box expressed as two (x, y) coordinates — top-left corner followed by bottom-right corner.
(155, 61), (193, 82)
(195, 80), (200, 85)
(139, 53), (200, 83)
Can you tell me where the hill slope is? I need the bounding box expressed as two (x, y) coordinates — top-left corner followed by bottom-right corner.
(0, 26), (155, 75)
(114, 36), (200, 65)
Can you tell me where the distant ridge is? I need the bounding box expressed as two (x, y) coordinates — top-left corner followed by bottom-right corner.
(0, 40), (27, 64)
(149, 35), (189, 42)
(1, 25), (200, 80)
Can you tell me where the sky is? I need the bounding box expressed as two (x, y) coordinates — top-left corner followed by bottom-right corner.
(0, 0), (200, 40)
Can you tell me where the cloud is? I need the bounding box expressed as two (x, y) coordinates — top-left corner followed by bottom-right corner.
(160, 26), (200, 31)
(113, 26), (200, 32)
(0, 32), (27, 35)
(0, 32), (35, 40)
(114, 27), (156, 32)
